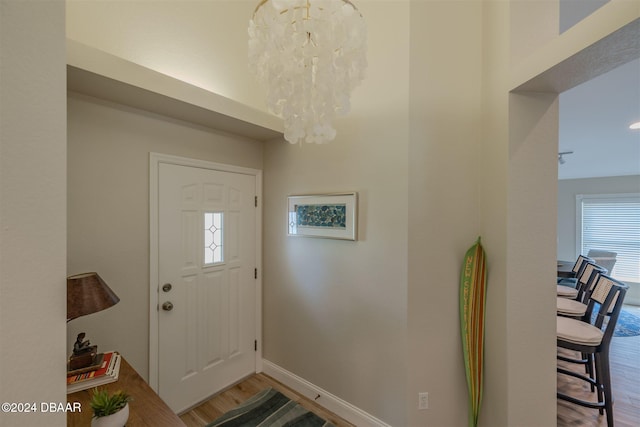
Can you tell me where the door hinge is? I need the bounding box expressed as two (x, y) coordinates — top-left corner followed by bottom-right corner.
(254, 268), (258, 279)
(255, 196), (258, 207)
(254, 340), (258, 351)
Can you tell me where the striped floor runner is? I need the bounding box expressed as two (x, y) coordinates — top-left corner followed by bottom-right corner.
(207, 388), (335, 427)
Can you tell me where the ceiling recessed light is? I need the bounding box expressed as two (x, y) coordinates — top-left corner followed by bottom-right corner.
(630, 121), (640, 130)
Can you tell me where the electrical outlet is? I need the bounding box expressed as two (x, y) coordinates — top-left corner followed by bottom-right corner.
(418, 392), (428, 410)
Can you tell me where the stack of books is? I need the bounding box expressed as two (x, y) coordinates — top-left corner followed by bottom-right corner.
(67, 351), (121, 393)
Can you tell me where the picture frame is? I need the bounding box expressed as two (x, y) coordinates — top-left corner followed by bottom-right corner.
(287, 193), (358, 240)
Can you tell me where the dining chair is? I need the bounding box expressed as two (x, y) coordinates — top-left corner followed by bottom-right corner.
(557, 264), (608, 387)
(557, 263), (607, 317)
(558, 255), (593, 288)
(557, 274), (628, 427)
(557, 258), (594, 299)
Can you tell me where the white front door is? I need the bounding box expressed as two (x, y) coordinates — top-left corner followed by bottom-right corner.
(157, 162), (257, 413)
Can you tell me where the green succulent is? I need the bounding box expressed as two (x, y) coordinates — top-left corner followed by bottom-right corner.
(89, 389), (131, 418)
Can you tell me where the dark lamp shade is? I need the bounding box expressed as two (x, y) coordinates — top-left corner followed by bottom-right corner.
(67, 272), (120, 322)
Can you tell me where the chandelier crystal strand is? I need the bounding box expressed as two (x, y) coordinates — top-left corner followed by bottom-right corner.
(249, 0), (367, 144)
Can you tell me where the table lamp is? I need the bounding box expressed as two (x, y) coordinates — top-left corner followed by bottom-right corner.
(67, 272), (119, 371)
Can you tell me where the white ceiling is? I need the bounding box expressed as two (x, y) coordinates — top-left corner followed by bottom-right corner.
(558, 58), (640, 180)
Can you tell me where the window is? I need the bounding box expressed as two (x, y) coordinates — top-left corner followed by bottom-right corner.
(204, 212), (223, 265)
(577, 194), (640, 283)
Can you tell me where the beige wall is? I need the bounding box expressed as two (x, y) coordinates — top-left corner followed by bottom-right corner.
(478, 1), (510, 425)
(407, 1), (482, 425)
(67, 94), (264, 378)
(0, 1), (67, 426)
(66, 0), (265, 112)
(1, 0), (635, 425)
(63, 0), (639, 426)
(492, 1), (639, 425)
(505, 92), (560, 426)
(263, 3), (410, 424)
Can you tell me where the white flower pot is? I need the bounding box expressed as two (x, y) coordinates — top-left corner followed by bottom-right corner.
(91, 403), (129, 427)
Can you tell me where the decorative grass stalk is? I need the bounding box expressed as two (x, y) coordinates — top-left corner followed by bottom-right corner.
(460, 237), (487, 427)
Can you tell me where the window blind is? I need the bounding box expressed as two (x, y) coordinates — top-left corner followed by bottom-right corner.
(580, 195), (640, 283)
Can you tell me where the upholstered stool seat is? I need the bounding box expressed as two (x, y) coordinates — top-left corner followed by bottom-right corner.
(557, 284), (578, 299)
(557, 298), (587, 317)
(557, 316), (603, 345)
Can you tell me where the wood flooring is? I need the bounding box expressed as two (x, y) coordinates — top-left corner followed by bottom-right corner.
(179, 305), (640, 427)
(179, 373), (354, 427)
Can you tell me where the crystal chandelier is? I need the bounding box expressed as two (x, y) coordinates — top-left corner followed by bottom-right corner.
(248, 0), (367, 144)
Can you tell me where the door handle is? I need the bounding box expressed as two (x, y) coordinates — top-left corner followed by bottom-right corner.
(162, 301), (174, 311)
(162, 283), (172, 292)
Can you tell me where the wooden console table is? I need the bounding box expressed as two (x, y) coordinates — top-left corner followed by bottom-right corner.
(67, 356), (185, 426)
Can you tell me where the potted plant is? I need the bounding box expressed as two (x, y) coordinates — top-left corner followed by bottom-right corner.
(89, 388), (132, 427)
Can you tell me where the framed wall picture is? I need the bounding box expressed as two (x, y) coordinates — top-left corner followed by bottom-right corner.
(287, 193), (358, 240)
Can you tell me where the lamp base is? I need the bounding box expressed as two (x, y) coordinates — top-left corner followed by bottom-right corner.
(68, 346), (100, 372)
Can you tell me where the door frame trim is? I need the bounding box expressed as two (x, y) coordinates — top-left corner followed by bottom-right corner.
(148, 152), (263, 392)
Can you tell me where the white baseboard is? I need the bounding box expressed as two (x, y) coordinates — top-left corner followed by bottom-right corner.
(261, 359), (391, 427)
